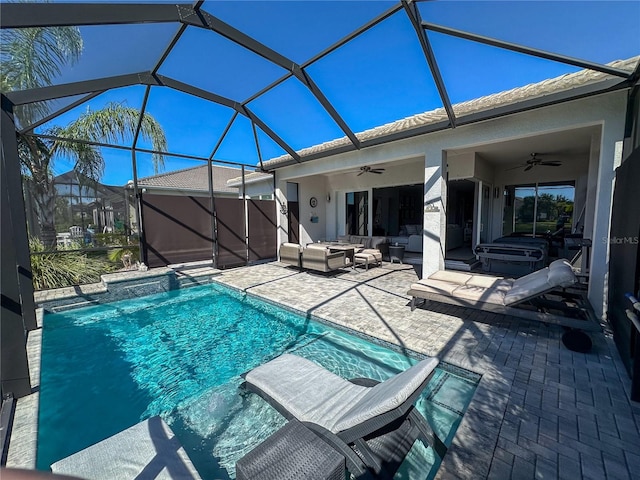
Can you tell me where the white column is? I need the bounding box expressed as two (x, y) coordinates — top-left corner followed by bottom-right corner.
(422, 151), (446, 278)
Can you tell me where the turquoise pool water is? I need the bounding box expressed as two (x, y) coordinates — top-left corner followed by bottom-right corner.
(38, 282), (479, 479)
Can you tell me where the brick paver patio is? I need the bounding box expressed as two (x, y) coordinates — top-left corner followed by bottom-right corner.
(211, 262), (640, 480)
(10, 261), (640, 479)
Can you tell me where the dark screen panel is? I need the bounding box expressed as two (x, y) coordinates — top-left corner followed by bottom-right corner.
(248, 199), (277, 261)
(608, 147), (640, 378)
(141, 194), (213, 268)
(215, 197), (246, 268)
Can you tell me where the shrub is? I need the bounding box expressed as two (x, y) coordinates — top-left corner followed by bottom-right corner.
(29, 238), (116, 290)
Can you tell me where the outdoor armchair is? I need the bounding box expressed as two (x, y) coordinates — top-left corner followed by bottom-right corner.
(279, 242), (303, 269)
(302, 244), (351, 272)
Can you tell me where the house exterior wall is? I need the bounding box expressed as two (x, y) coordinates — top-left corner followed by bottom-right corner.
(274, 91), (628, 319)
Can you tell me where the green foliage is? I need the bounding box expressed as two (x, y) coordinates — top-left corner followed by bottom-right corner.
(93, 232), (130, 247)
(107, 247), (139, 266)
(29, 237), (117, 290)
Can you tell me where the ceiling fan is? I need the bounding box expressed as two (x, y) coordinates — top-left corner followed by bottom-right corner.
(507, 153), (562, 172)
(357, 165), (385, 176)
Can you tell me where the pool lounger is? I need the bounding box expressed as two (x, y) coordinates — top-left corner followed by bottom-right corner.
(408, 259), (600, 331)
(51, 416), (202, 480)
(240, 353), (446, 479)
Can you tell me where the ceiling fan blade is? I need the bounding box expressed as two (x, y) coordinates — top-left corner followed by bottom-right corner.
(357, 171), (365, 176)
(540, 162), (562, 166)
(371, 170), (383, 174)
(524, 164), (534, 172)
(506, 164), (526, 171)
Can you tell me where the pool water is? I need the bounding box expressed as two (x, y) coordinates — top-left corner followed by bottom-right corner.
(38, 282), (479, 479)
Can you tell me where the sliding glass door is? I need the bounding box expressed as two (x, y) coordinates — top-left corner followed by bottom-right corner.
(504, 182), (575, 237)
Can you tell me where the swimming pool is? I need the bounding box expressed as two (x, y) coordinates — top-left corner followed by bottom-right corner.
(38, 282), (479, 479)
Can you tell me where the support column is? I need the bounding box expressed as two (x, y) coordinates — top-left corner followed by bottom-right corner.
(422, 151), (446, 278)
(1, 95), (33, 398)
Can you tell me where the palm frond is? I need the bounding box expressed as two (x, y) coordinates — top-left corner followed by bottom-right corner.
(1, 22), (82, 126)
(54, 102), (168, 174)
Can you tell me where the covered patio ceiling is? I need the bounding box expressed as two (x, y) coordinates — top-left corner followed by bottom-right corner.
(1, 1), (639, 181)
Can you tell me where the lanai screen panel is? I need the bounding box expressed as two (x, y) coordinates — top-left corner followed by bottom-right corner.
(608, 147), (640, 377)
(215, 197), (246, 268)
(141, 194), (213, 268)
(247, 199), (276, 262)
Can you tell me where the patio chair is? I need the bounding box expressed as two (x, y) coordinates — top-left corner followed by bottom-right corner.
(51, 416), (202, 479)
(408, 259), (600, 331)
(241, 354), (445, 479)
(279, 242), (302, 269)
(69, 225), (83, 239)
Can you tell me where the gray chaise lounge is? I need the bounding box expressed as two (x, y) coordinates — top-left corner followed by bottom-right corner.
(408, 259), (599, 331)
(242, 353), (445, 479)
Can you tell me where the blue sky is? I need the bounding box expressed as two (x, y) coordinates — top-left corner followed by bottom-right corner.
(32, 1), (640, 186)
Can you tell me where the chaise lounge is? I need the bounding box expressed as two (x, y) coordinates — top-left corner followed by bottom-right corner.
(408, 259), (599, 331)
(241, 353), (445, 479)
(51, 416), (202, 479)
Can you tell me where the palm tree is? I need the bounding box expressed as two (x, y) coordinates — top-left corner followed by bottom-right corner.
(2, 24), (167, 246)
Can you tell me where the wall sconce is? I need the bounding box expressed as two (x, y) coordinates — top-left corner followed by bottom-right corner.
(326, 193), (331, 203)
(493, 187), (500, 199)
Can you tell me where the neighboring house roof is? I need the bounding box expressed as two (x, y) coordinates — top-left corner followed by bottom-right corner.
(262, 56), (639, 169)
(54, 171), (123, 197)
(137, 164), (258, 193)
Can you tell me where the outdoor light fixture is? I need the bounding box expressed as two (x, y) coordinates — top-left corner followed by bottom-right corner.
(327, 193), (331, 203)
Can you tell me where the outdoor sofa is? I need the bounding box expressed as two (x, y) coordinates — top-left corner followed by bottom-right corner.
(337, 235), (389, 259)
(408, 259), (599, 331)
(241, 353), (445, 479)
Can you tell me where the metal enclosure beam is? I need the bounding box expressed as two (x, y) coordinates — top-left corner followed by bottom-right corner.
(6, 73), (155, 105)
(422, 21), (633, 79)
(0, 3), (190, 28)
(1, 95), (35, 399)
(263, 76), (630, 170)
(402, 1), (456, 128)
(19, 91), (106, 134)
(191, 7), (360, 149)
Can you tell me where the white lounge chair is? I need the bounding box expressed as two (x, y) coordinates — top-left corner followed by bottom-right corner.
(51, 417), (202, 480)
(408, 259), (599, 331)
(242, 354), (445, 479)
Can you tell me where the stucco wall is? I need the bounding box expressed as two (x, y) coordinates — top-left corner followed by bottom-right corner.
(274, 91), (628, 318)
